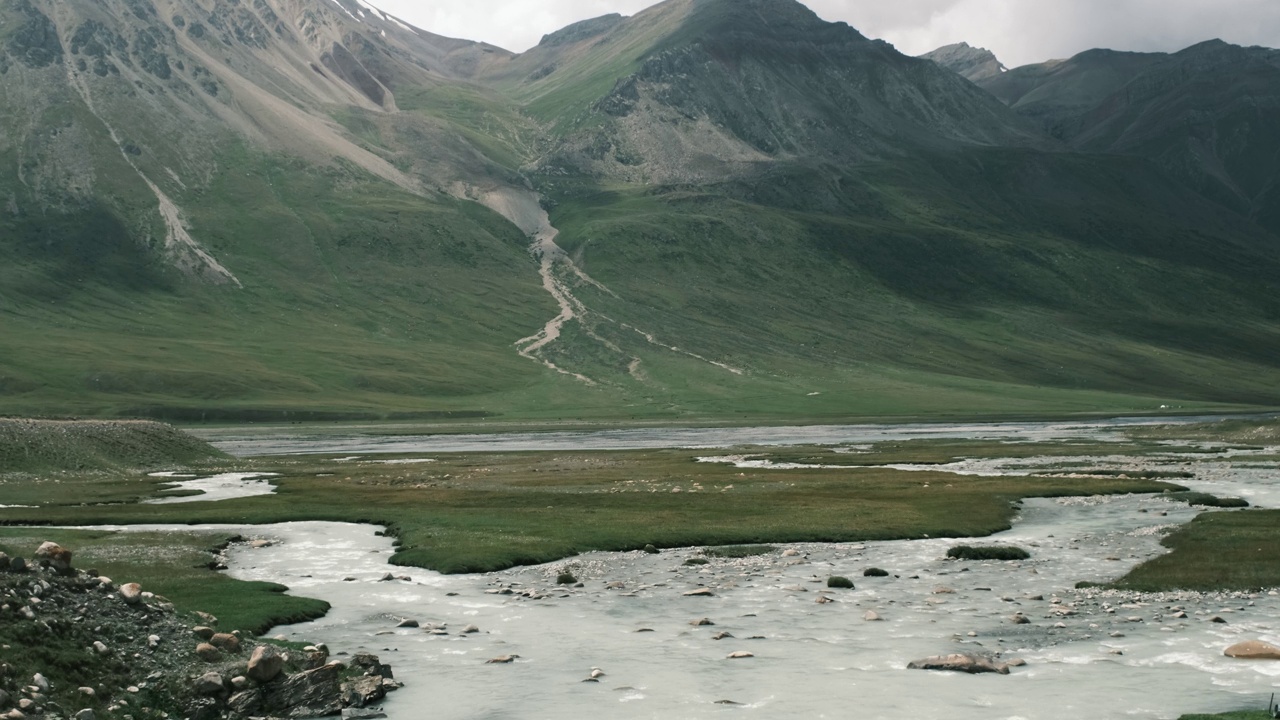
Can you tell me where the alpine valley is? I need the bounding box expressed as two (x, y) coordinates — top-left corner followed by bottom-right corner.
(2, 0), (1278, 423)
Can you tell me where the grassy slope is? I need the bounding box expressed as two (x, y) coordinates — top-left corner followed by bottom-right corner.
(0, 419), (224, 472)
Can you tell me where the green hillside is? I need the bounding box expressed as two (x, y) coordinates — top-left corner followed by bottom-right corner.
(0, 0), (1278, 422)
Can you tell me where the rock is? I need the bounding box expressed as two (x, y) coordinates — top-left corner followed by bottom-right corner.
(34, 542), (72, 574)
(461, 625), (480, 634)
(908, 653), (1012, 675)
(32, 674), (48, 692)
(643, 545), (659, 554)
(193, 626), (216, 640)
(782, 549), (800, 557)
(864, 611), (883, 622)
(0, 552), (9, 571)
(259, 663), (344, 718)
(195, 611), (218, 626)
(377, 573), (395, 582)
(231, 676), (249, 691)
(118, 583), (143, 605)
(1224, 640), (1280, 660)
(10, 557), (26, 573)
(690, 618), (715, 627)
(74, 710), (95, 720)
(147, 634), (161, 649)
(712, 631), (734, 640)
(590, 668), (605, 679)
(395, 619), (419, 628)
(209, 633), (241, 653)
(1012, 614), (1031, 625)
(1211, 616), (1229, 624)
(248, 645), (286, 683)
(350, 653), (394, 679)
(486, 655), (519, 664)
(684, 588), (715, 597)
(343, 710), (388, 719)
(195, 672), (226, 696)
(0, 690), (8, 706)
(195, 643), (221, 662)
(227, 689), (264, 715)
(815, 596), (834, 604)
(341, 675), (385, 708)
(92, 641), (109, 655)
(727, 651), (754, 659)
(77, 688), (94, 697)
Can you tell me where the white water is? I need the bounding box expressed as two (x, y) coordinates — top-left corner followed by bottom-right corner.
(195, 414), (1272, 457)
(136, 491), (1277, 720)
(144, 472), (279, 504)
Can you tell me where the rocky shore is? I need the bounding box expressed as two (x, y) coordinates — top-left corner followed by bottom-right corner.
(0, 542), (398, 720)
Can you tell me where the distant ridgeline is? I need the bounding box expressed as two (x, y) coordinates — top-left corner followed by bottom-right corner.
(0, 0), (1278, 421)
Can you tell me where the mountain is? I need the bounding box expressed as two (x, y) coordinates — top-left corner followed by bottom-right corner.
(920, 42), (1007, 83)
(1, 0), (1279, 423)
(968, 41), (1280, 234)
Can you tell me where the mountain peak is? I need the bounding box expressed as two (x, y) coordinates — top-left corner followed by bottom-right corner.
(921, 42), (1007, 82)
(538, 14), (625, 48)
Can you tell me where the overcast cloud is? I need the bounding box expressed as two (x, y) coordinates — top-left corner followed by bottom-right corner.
(369, 0), (1280, 67)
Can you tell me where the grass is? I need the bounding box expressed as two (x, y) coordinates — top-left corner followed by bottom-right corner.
(1180, 713), (1274, 719)
(0, 419), (225, 472)
(0, 450), (1178, 575)
(0, 528), (328, 634)
(1115, 510), (1280, 592)
(946, 545), (1032, 561)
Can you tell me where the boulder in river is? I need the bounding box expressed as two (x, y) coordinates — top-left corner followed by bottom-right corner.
(908, 653), (1014, 675)
(684, 588), (715, 597)
(1224, 640), (1280, 660)
(259, 662), (344, 718)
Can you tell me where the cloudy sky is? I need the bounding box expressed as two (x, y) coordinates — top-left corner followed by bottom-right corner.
(366, 0), (1280, 68)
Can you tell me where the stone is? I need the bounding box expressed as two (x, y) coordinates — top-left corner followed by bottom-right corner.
(727, 651), (754, 659)
(247, 645), (286, 683)
(1211, 616), (1229, 624)
(782, 549), (800, 557)
(1011, 614), (1031, 625)
(712, 631), (734, 640)
(209, 633), (241, 653)
(193, 626), (215, 640)
(690, 618), (715, 627)
(395, 619), (419, 628)
(147, 634), (161, 649)
(1224, 640), (1280, 660)
(461, 625), (480, 634)
(194, 672), (226, 696)
(31, 674), (48, 692)
(118, 583), (143, 605)
(195, 643), (221, 662)
(77, 688), (94, 697)
(10, 557), (26, 573)
(92, 641), (109, 655)
(343, 710), (388, 719)
(486, 655), (519, 664)
(864, 611), (883, 622)
(34, 543), (72, 574)
(259, 663), (344, 718)
(74, 710), (95, 720)
(231, 676), (249, 691)
(642, 545), (659, 554)
(683, 588), (715, 597)
(350, 653), (394, 679)
(908, 653), (1012, 675)
(340, 675), (385, 708)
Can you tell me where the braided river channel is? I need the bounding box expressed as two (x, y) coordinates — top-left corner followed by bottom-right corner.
(150, 417), (1280, 718)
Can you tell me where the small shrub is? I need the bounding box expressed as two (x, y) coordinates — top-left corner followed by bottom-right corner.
(642, 544), (659, 554)
(863, 567), (889, 577)
(946, 545), (1030, 561)
(827, 576), (854, 589)
(556, 572), (577, 585)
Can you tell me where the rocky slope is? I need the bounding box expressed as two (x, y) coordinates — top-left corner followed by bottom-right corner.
(920, 42), (1007, 83)
(0, 540), (398, 720)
